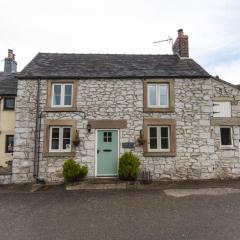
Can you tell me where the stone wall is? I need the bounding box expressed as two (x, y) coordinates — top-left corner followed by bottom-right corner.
(12, 77), (240, 182)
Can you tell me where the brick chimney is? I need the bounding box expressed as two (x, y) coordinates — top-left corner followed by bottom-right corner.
(4, 49), (17, 73)
(172, 29), (189, 58)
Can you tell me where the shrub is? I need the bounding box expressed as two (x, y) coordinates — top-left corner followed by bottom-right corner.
(118, 152), (140, 181)
(77, 165), (88, 180)
(63, 159), (88, 182)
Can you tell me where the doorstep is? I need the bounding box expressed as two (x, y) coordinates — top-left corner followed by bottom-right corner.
(66, 179), (141, 190)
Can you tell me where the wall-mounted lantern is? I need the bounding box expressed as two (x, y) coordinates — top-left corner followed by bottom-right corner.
(87, 123), (92, 133)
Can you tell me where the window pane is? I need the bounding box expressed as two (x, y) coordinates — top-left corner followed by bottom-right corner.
(63, 128), (71, 138)
(52, 128), (59, 138)
(64, 96), (72, 105)
(5, 98), (15, 109)
(51, 139), (59, 149)
(150, 127), (157, 138)
(161, 127), (168, 138)
(159, 85), (168, 106)
(161, 138), (169, 149)
(63, 139), (71, 149)
(108, 132), (112, 142)
(148, 85), (157, 106)
(149, 127), (158, 149)
(220, 128), (232, 145)
(150, 139), (158, 149)
(53, 85), (61, 105)
(6, 135), (14, 153)
(64, 85), (72, 105)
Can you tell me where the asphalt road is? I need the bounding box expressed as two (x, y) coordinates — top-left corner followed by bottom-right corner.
(0, 188), (240, 240)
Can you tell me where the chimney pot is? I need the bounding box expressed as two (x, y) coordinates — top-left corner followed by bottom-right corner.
(8, 49), (14, 59)
(4, 49), (17, 73)
(178, 29), (183, 36)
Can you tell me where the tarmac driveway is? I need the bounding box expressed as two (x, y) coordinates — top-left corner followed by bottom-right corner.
(0, 187), (240, 240)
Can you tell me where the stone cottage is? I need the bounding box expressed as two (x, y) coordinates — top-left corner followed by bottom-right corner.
(12, 29), (240, 183)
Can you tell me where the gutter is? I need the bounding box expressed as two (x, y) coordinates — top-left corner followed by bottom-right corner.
(16, 75), (210, 80)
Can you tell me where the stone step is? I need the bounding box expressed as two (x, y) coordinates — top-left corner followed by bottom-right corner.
(66, 182), (127, 190)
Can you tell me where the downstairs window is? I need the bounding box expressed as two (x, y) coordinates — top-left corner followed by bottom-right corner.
(49, 126), (71, 152)
(220, 127), (233, 146)
(148, 126), (170, 152)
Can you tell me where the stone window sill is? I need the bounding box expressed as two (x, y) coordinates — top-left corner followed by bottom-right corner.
(143, 107), (175, 113)
(143, 152), (176, 157)
(219, 146), (236, 150)
(43, 152), (76, 157)
(44, 107), (77, 112)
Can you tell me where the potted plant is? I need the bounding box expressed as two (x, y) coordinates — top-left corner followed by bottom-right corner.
(72, 130), (80, 146)
(137, 130), (145, 146)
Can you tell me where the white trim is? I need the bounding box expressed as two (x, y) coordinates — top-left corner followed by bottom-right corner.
(51, 83), (73, 108)
(147, 83), (169, 108)
(148, 125), (170, 152)
(220, 126), (233, 147)
(95, 129), (120, 177)
(49, 126), (72, 153)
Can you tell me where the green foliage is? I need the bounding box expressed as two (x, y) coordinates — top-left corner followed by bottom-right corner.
(63, 159), (88, 182)
(78, 165), (88, 179)
(118, 152), (140, 181)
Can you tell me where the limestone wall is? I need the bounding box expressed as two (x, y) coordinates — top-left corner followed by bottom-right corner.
(12, 78), (240, 182)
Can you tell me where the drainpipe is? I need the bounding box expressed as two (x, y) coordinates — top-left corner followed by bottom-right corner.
(33, 77), (43, 183)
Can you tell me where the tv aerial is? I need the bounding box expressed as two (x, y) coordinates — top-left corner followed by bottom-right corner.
(153, 36), (173, 47)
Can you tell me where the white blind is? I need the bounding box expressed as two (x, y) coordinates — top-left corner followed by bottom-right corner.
(213, 101), (231, 117)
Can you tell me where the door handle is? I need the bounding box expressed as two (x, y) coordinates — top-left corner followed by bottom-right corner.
(97, 150), (100, 154)
(103, 149), (112, 152)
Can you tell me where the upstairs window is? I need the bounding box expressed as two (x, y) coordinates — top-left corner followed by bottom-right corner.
(147, 84), (169, 108)
(52, 84), (73, 107)
(148, 126), (170, 152)
(220, 127), (233, 146)
(49, 126), (71, 152)
(213, 101), (231, 117)
(4, 96), (15, 110)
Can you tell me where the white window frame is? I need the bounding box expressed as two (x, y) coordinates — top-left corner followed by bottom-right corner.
(51, 83), (73, 107)
(148, 126), (170, 152)
(213, 101), (231, 117)
(147, 84), (169, 108)
(220, 127), (233, 147)
(49, 126), (72, 152)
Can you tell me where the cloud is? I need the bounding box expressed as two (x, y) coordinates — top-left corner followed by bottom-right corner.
(0, 0), (239, 84)
(208, 59), (240, 85)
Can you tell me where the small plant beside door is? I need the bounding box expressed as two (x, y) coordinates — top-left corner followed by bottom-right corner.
(118, 152), (140, 181)
(63, 159), (88, 182)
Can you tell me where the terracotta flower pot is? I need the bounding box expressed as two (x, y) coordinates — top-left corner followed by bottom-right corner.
(72, 139), (80, 146)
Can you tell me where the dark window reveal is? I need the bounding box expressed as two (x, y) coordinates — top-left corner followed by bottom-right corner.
(5, 135), (14, 153)
(4, 97), (15, 110)
(220, 127), (232, 146)
(104, 132), (112, 142)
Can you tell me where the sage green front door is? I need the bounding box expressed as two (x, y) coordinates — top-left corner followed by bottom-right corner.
(97, 130), (118, 176)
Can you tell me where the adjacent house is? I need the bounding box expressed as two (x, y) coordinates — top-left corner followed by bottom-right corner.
(12, 29), (240, 183)
(0, 50), (17, 173)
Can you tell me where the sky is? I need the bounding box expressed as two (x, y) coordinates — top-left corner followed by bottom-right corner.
(0, 0), (239, 84)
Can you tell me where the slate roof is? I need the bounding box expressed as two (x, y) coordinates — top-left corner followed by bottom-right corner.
(18, 53), (210, 79)
(0, 72), (17, 95)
